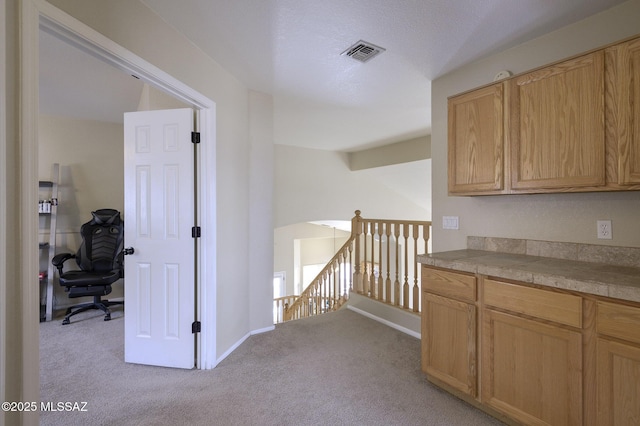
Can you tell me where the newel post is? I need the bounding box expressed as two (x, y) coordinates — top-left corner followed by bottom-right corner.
(352, 210), (363, 293)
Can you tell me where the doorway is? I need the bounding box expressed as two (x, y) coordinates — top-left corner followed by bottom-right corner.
(38, 28), (191, 319)
(25, 1), (218, 371)
(273, 272), (285, 323)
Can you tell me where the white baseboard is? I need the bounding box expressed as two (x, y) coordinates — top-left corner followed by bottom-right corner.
(347, 305), (421, 339)
(215, 324), (276, 365)
(216, 331), (251, 365)
(251, 325), (275, 335)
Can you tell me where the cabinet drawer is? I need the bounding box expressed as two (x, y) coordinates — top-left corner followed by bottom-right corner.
(597, 301), (640, 345)
(483, 279), (582, 328)
(422, 267), (476, 303)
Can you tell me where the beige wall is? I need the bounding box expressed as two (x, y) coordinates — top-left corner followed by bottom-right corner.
(249, 90), (275, 331)
(275, 144), (430, 228)
(300, 236), (348, 266)
(431, 0), (640, 252)
(39, 115), (124, 232)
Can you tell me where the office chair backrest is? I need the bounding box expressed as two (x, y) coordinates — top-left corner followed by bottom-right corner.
(76, 209), (124, 273)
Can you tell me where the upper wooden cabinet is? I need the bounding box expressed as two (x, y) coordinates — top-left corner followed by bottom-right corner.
(605, 37), (640, 186)
(448, 35), (640, 195)
(510, 52), (605, 190)
(448, 83), (504, 195)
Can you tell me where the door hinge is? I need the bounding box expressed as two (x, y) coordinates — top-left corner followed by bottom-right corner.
(191, 132), (200, 144)
(192, 321), (201, 333)
(192, 226), (201, 238)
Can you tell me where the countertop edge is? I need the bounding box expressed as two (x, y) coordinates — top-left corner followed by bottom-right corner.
(418, 250), (640, 304)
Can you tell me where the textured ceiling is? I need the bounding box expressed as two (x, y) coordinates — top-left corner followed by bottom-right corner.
(141, 0), (628, 151)
(41, 0), (629, 152)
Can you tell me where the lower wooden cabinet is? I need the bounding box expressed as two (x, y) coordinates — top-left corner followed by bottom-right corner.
(422, 292), (476, 396)
(482, 309), (582, 425)
(596, 339), (640, 425)
(596, 300), (640, 425)
(421, 267), (477, 397)
(421, 265), (640, 426)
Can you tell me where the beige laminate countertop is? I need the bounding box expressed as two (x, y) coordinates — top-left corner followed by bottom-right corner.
(417, 249), (640, 303)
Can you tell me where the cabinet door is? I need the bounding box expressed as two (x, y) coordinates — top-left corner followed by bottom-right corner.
(422, 292), (476, 397)
(482, 309), (582, 425)
(510, 51), (605, 190)
(596, 300), (640, 425)
(448, 83), (504, 194)
(597, 339), (640, 425)
(606, 37), (640, 185)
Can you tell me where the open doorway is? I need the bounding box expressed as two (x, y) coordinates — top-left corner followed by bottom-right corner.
(27, 2), (218, 370)
(38, 28), (190, 321)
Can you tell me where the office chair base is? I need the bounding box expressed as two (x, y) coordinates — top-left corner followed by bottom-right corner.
(62, 297), (123, 325)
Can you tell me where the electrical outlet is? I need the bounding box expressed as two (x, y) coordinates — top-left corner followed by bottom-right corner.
(597, 220), (612, 239)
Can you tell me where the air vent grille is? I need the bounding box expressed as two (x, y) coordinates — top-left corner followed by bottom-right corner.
(342, 40), (386, 63)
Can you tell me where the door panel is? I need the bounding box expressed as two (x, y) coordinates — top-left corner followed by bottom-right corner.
(124, 108), (196, 369)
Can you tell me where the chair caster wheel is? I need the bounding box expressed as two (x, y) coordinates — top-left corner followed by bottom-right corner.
(62, 318), (70, 325)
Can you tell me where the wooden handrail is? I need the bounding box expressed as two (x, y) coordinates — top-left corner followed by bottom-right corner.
(351, 210), (431, 313)
(282, 235), (355, 322)
(273, 295), (298, 324)
(280, 210), (431, 323)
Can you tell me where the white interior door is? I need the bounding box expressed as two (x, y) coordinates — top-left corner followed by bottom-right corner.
(123, 108), (196, 369)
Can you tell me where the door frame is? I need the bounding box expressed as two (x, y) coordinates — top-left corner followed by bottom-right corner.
(21, 0), (218, 370)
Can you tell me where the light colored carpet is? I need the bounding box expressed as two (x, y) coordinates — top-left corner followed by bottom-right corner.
(40, 306), (502, 425)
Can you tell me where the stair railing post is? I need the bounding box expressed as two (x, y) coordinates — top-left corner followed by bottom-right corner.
(352, 210), (363, 294)
(385, 222), (391, 304)
(378, 221), (384, 301)
(412, 224), (420, 312)
(394, 223), (400, 306)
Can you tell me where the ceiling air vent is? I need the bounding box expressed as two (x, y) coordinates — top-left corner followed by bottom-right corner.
(341, 40), (386, 63)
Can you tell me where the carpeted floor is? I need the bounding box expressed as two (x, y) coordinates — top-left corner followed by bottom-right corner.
(40, 306), (502, 425)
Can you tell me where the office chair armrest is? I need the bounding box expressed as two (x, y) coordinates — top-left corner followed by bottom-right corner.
(52, 253), (75, 274)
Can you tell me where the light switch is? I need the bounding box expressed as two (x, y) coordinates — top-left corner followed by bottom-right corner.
(442, 216), (459, 230)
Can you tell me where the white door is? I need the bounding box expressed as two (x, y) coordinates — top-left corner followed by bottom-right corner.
(123, 108), (197, 369)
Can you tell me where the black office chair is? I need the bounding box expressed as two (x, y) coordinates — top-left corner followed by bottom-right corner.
(52, 209), (129, 325)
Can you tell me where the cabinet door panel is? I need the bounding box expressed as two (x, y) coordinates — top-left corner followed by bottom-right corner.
(606, 37), (640, 185)
(482, 309), (582, 425)
(422, 292), (476, 396)
(511, 52), (605, 190)
(597, 338), (640, 425)
(448, 83), (504, 194)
